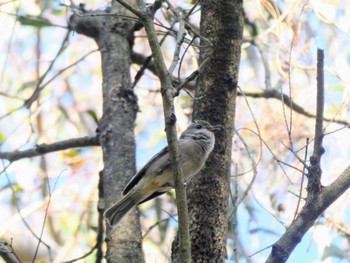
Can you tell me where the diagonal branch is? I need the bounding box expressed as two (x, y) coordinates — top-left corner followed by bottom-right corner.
(24, 31), (70, 109)
(0, 240), (21, 263)
(239, 88), (350, 127)
(265, 49), (349, 263)
(266, 165), (350, 263)
(0, 136), (99, 162)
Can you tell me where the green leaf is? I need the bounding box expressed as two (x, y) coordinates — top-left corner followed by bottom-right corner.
(10, 184), (23, 204)
(86, 109), (99, 124)
(0, 132), (5, 143)
(329, 84), (345, 92)
(18, 15), (52, 28)
(64, 149), (81, 158)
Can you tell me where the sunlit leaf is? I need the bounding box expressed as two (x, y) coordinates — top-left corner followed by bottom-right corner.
(329, 85), (345, 92)
(63, 149), (80, 158)
(10, 184), (23, 205)
(18, 15), (52, 28)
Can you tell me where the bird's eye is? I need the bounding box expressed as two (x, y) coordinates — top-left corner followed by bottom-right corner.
(196, 124), (202, 129)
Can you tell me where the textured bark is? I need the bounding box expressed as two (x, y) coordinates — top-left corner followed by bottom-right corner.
(172, 0), (243, 262)
(70, 2), (145, 263)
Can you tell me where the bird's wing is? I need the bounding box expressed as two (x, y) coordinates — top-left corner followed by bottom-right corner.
(122, 145), (170, 195)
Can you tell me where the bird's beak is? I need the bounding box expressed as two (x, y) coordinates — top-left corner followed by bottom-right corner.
(209, 125), (222, 132)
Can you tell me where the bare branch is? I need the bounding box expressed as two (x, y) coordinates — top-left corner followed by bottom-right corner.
(0, 136), (99, 162)
(131, 52), (157, 75)
(0, 240), (21, 263)
(266, 165), (350, 263)
(41, 49), (98, 89)
(293, 138), (309, 221)
(307, 49), (325, 196)
(131, 51), (350, 128)
(142, 218), (171, 239)
(131, 52), (350, 128)
(168, 17), (186, 75)
(313, 49), (325, 158)
(238, 88), (350, 127)
(135, 2), (192, 261)
(33, 170), (62, 262)
(175, 58), (209, 96)
(115, 0), (143, 18)
(1, 162), (53, 260)
(265, 50), (350, 263)
(24, 31), (70, 109)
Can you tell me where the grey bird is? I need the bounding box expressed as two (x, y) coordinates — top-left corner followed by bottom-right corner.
(104, 120), (220, 228)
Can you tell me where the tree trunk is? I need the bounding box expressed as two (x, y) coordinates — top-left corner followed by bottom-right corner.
(70, 2), (145, 263)
(172, 0), (244, 262)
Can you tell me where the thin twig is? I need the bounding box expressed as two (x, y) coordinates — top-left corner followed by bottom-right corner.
(276, 159), (304, 174)
(142, 218), (170, 239)
(235, 128), (292, 183)
(233, 131), (258, 207)
(115, 0), (143, 18)
(24, 31), (70, 109)
(184, 20), (211, 46)
(175, 58), (209, 96)
(238, 88), (350, 127)
(280, 141), (308, 167)
(231, 164), (240, 263)
(1, 161), (53, 260)
(131, 53), (350, 127)
(183, 0), (200, 20)
(249, 244), (274, 258)
(293, 138), (309, 221)
(177, 36), (196, 82)
(168, 16), (186, 75)
(32, 170), (63, 262)
(0, 2), (20, 93)
(41, 49), (98, 89)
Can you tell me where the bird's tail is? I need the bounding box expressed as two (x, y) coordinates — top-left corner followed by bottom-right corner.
(103, 190), (143, 228)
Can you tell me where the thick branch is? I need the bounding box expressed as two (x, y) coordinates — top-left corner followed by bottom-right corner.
(266, 165), (350, 263)
(0, 241), (21, 263)
(313, 49), (325, 157)
(0, 136), (99, 162)
(307, 49), (325, 195)
(266, 49), (344, 263)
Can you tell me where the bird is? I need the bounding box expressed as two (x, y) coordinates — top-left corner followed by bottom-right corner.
(103, 119), (220, 228)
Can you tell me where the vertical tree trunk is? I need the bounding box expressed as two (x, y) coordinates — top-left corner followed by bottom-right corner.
(172, 0), (244, 262)
(98, 23), (144, 263)
(70, 2), (145, 262)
